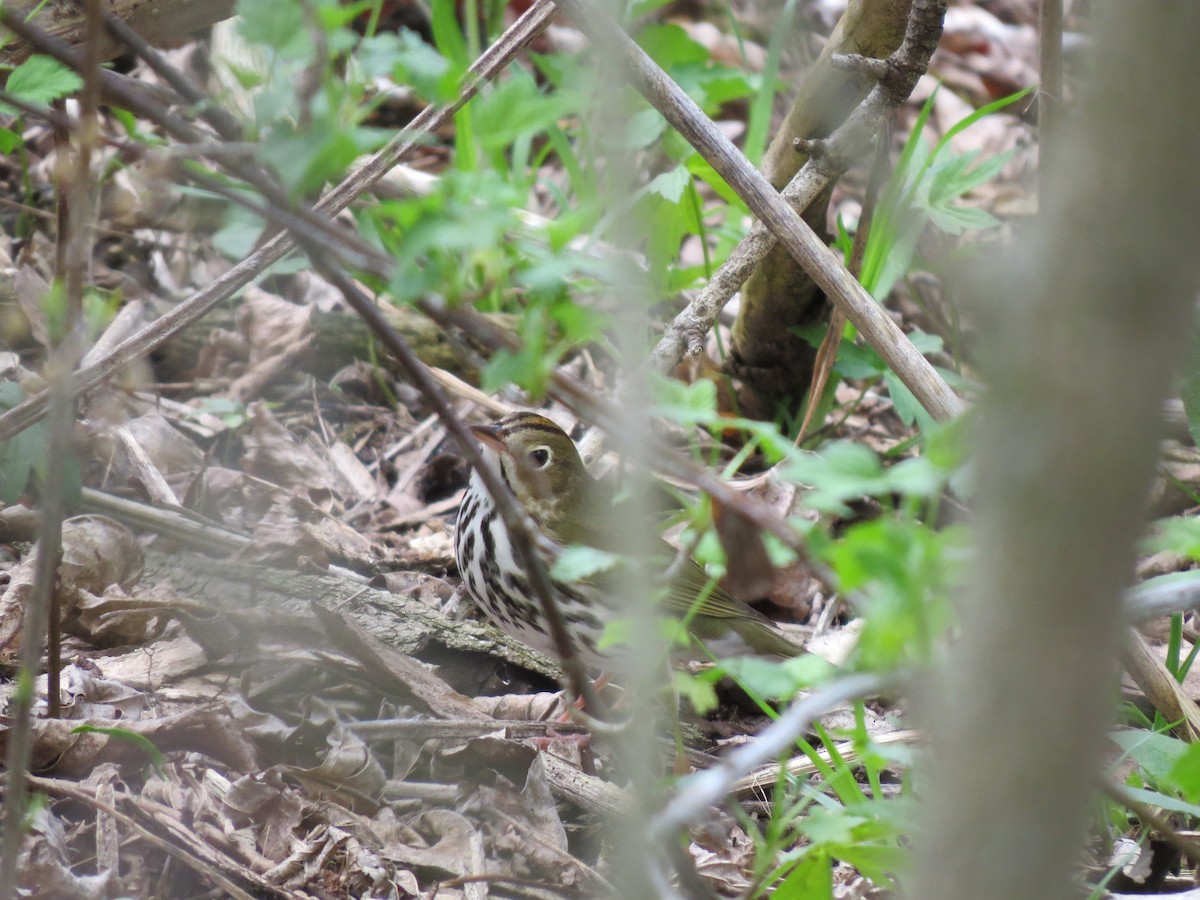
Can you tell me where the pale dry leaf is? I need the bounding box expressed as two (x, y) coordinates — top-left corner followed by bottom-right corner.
(45, 663), (148, 720)
(60, 515), (145, 595)
(72, 587), (169, 647)
(87, 632), (211, 692)
(242, 402), (335, 491)
(18, 805), (118, 900)
(472, 691), (569, 722)
(380, 809), (483, 878)
(0, 515), (144, 664)
(223, 770), (307, 861)
(13, 265), (52, 348)
(238, 286), (316, 364)
(282, 696), (388, 808)
(329, 441), (381, 503)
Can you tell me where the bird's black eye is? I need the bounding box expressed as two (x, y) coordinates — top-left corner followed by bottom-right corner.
(529, 448), (550, 469)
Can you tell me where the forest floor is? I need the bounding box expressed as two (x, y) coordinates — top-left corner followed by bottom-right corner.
(4, 0), (1195, 897)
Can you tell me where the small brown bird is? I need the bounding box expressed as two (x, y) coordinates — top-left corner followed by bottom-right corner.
(454, 411), (800, 667)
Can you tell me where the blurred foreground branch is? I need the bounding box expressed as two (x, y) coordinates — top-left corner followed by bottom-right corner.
(907, 4), (1200, 899)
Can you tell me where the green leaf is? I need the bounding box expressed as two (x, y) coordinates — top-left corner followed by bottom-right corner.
(473, 72), (579, 157)
(802, 807), (857, 845)
(212, 204), (266, 259)
(71, 725), (167, 777)
(931, 149), (1013, 201)
(673, 669), (719, 714)
(925, 202), (999, 235)
(430, 0), (470, 71)
(649, 373), (717, 426)
(686, 153), (744, 210)
(622, 107), (667, 150)
(743, 0), (797, 164)
(1168, 742), (1200, 803)
(0, 127), (19, 154)
(926, 85), (1034, 172)
(775, 849), (834, 899)
(551, 545), (620, 582)
(716, 654), (835, 700)
(636, 23), (709, 67)
(834, 340), (886, 379)
(922, 414), (972, 472)
(1146, 517), (1200, 561)
(0, 383), (48, 504)
(1111, 729), (1189, 784)
(646, 165), (690, 203)
(361, 30), (454, 101)
(1120, 784), (1200, 819)
(858, 85), (1031, 299)
(782, 442), (884, 512)
(2, 55), (83, 113)
(883, 370), (935, 430)
(236, 0), (311, 57)
(597, 616), (636, 653)
(829, 518), (961, 668)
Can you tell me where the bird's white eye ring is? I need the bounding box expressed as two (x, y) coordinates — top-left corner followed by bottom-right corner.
(529, 447), (551, 469)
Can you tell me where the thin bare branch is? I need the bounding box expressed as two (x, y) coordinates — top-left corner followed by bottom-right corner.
(1039, 0), (1064, 198)
(647, 0), (948, 384)
(647, 671), (899, 841)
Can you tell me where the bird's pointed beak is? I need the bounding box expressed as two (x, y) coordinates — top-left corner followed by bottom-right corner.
(469, 424), (508, 455)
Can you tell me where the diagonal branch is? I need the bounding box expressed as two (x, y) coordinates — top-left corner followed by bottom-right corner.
(649, 0), (946, 375)
(566, 0), (960, 421)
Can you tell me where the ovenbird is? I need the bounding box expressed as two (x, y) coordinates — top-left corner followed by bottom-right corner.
(454, 411), (800, 667)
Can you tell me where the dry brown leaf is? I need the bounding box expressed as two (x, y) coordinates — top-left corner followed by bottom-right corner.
(379, 809), (484, 879)
(281, 696), (387, 811)
(0, 515), (144, 663)
(22, 707), (259, 778)
(48, 663), (149, 720)
(242, 402), (336, 491)
(223, 770), (307, 861)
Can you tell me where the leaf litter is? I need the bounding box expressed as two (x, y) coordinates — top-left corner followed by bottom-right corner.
(2, 0), (1172, 897)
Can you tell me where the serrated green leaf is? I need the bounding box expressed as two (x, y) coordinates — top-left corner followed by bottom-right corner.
(716, 654), (834, 700)
(931, 149), (1014, 201)
(236, 0), (310, 57)
(3, 55), (83, 112)
(646, 165), (690, 203)
(926, 203), (998, 235)
(649, 373), (717, 426)
(623, 107), (667, 150)
(834, 340), (886, 379)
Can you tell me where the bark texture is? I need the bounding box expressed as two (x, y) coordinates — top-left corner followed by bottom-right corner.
(729, 0), (913, 412)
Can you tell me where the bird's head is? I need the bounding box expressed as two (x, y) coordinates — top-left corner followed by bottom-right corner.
(469, 412), (590, 534)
